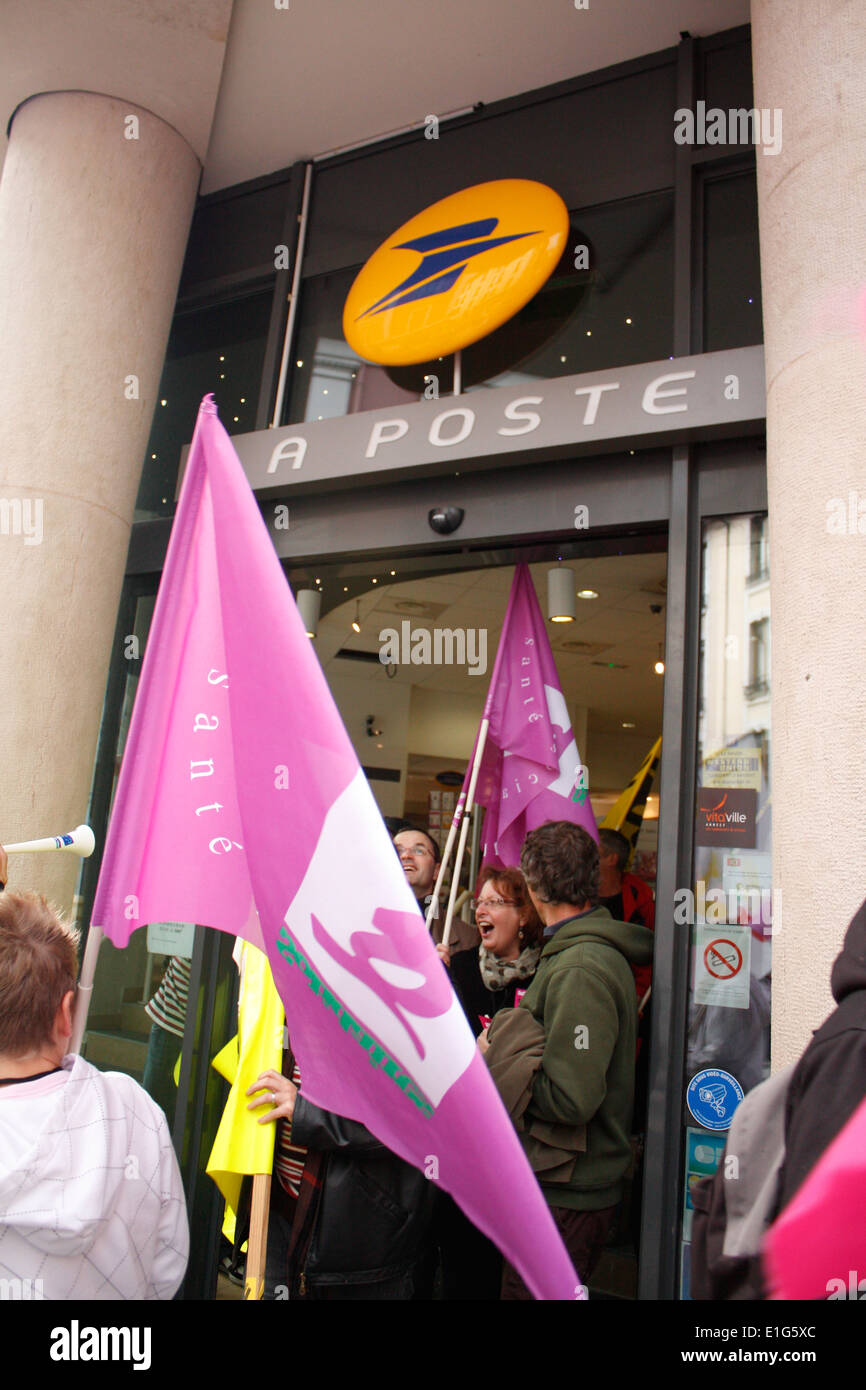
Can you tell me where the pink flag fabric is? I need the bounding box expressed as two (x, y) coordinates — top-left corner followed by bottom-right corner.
(469, 563), (598, 870)
(91, 397), (583, 1300)
(763, 1094), (866, 1300)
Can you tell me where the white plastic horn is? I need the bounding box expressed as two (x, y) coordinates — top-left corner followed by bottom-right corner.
(4, 824), (96, 858)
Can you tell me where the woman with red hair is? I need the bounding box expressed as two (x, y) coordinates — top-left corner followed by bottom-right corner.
(449, 864), (544, 1037)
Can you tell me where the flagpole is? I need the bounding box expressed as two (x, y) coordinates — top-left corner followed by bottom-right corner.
(243, 1172), (272, 1300)
(426, 568), (523, 932)
(71, 923), (104, 1054)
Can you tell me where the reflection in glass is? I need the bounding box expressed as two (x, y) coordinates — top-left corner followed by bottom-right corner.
(680, 514), (771, 1295)
(703, 172), (763, 351)
(136, 290), (274, 521)
(688, 514), (772, 1101)
(286, 270), (366, 425)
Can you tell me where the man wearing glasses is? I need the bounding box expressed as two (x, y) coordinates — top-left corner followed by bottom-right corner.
(393, 825), (478, 956)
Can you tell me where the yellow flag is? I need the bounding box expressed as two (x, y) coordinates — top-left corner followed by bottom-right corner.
(601, 736), (662, 865)
(206, 941), (285, 1226)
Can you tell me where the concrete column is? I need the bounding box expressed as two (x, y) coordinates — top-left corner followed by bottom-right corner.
(751, 3), (866, 1067)
(0, 92), (200, 911)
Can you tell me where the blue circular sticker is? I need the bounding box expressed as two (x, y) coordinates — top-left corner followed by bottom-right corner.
(686, 1068), (744, 1130)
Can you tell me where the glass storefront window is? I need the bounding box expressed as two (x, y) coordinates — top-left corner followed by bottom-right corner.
(286, 269), (366, 425)
(135, 289), (275, 522)
(681, 513), (772, 1296)
(84, 594), (199, 1135)
(703, 170), (763, 352)
(476, 190), (674, 390)
(83, 595), (161, 1096)
(83, 587), (239, 1296)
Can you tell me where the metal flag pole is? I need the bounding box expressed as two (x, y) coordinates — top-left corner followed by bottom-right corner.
(71, 924), (103, 1054)
(440, 726), (487, 950)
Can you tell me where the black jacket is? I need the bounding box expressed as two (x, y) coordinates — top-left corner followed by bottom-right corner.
(289, 1095), (435, 1292)
(450, 945), (536, 1038)
(775, 897), (866, 1214)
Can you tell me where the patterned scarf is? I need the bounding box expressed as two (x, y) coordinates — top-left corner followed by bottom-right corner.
(478, 943), (541, 991)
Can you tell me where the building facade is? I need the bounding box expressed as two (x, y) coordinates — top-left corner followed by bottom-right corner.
(2, 1), (865, 1300)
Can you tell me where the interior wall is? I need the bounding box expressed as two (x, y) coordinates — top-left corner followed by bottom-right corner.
(407, 686), (486, 762)
(327, 667), (411, 816)
(585, 727), (662, 794)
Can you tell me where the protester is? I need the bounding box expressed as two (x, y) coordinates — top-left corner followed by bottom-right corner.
(692, 894), (866, 1299)
(597, 827), (655, 993)
(393, 824), (477, 954)
(0, 892), (188, 1298)
(142, 952), (191, 1125)
(249, 1044), (435, 1300)
(485, 820), (653, 1297)
(773, 894), (866, 1217)
(449, 865), (544, 1038)
(690, 1062), (794, 1299)
(394, 825), (440, 915)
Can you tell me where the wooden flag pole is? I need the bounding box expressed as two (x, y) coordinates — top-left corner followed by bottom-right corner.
(243, 1171), (272, 1300)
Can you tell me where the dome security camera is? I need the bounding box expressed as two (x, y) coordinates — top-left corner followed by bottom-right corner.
(428, 506), (464, 535)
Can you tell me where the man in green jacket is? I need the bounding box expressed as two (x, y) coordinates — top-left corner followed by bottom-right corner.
(496, 820), (654, 1298)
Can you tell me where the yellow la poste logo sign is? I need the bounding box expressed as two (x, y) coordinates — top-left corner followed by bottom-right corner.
(343, 179), (569, 366)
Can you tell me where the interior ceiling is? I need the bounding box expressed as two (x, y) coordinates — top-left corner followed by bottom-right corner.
(316, 553), (667, 738)
(1, 1), (750, 192)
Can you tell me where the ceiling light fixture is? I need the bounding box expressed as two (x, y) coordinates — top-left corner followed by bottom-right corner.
(577, 589), (598, 600)
(352, 600), (361, 634)
(547, 566), (576, 623)
(296, 589), (321, 639)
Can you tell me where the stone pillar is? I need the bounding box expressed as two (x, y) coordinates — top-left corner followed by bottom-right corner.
(0, 92), (200, 910)
(751, 3), (866, 1067)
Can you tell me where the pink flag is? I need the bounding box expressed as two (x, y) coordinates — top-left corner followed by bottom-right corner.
(92, 397), (583, 1301)
(763, 1094), (866, 1300)
(468, 563), (597, 871)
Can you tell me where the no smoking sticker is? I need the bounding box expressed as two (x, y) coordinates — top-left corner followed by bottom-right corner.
(694, 922), (750, 1009)
(704, 937), (742, 980)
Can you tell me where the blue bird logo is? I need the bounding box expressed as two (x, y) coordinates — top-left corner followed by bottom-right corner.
(356, 218), (540, 320)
